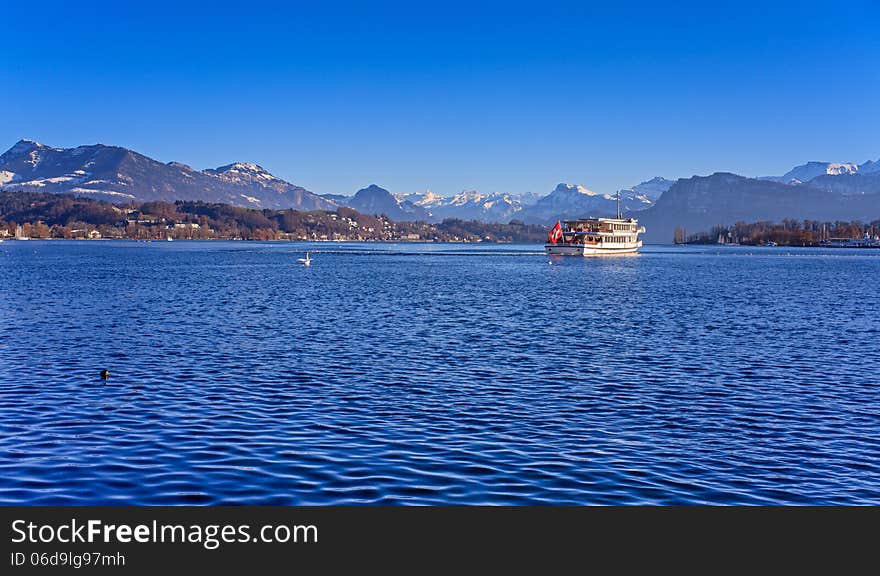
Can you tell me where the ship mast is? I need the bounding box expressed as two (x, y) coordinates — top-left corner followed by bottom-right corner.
(616, 190), (621, 219)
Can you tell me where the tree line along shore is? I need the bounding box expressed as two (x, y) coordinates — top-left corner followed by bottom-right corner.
(675, 219), (880, 246)
(0, 191), (547, 243)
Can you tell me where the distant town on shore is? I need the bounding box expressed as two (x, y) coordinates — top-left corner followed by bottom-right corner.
(0, 191), (547, 243)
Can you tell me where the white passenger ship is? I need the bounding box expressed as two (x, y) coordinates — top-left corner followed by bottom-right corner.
(545, 193), (645, 256)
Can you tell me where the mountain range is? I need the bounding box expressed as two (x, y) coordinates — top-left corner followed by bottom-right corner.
(324, 178), (674, 224)
(638, 170), (880, 242)
(1, 139), (878, 242)
(0, 140), (334, 211)
(0, 140), (672, 224)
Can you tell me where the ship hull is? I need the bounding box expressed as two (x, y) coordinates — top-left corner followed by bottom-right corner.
(545, 241), (642, 256)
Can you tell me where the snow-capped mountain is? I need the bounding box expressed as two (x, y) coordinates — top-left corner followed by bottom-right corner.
(333, 189), (535, 223)
(761, 160), (870, 184)
(388, 179), (670, 224)
(756, 158), (880, 195)
(619, 176), (674, 204)
(401, 190), (446, 209)
(0, 140), (333, 210)
(518, 183), (609, 223)
(518, 181), (663, 224)
(202, 162), (332, 209)
(204, 162), (278, 184)
(516, 191), (543, 207)
(418, 190), (525, 222)
(389, 189), (547, 223)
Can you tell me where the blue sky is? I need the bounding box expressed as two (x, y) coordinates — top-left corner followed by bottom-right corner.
(1, 0), (877, 197)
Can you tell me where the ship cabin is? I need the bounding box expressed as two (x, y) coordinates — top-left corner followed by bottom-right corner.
(561, 218), (641, 245)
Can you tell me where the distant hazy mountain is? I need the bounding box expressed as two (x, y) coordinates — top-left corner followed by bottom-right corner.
(638, 172), (880, 243)
(619, 176), (674, 204)
(516, 191), (543, 207)
(330, 189), (538, 223)
(319, 193), (355, 205)
(806, 171), (880, 196)
(345, 184), (429, 221)
(398, 190), (526, 222)
(518, 180), (664, 224)
(0, 140), (333, 210)
(754, 158), (880, 197)
(860, 159), (880, 174)
(399, 190), (444, 209)
(434, 191), (524, 222)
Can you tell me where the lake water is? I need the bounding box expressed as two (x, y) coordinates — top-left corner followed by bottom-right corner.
(1, 241), (878, 504)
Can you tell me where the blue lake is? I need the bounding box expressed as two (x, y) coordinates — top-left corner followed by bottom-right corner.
(1, 241), (878, 504)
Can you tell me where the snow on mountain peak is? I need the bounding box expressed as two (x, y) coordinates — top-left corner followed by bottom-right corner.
(552, 183), (597, 196)
(230, 162), (264, 172)
(3, 139), (45, 159)
(824, 162), (859, 175)
(763, 161), (863, 184)
(207, 162), (279, 183)
(620, 176), (674, 203)
(449, 190), (487, 206)
(218, 162), (269, 174)
(410, 190), (445, 208)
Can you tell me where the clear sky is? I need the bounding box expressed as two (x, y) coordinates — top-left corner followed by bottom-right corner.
(1, 0), (877, 197)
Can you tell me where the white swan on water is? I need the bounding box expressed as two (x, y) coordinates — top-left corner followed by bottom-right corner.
(297, 251), (311, 267)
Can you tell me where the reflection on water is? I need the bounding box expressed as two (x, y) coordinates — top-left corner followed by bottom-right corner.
(0, 241), (878, 504)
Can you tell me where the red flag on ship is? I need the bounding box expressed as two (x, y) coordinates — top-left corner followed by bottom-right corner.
(548, 221), (563, 244)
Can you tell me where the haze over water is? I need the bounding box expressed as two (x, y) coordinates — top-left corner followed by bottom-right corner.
(1, 241), (878, 504)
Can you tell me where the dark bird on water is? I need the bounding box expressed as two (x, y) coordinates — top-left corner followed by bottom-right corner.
(100, 369), (109, 380)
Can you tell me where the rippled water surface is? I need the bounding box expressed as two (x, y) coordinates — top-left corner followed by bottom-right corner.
(1, 241), (879, 504)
